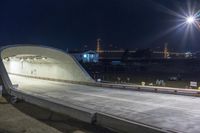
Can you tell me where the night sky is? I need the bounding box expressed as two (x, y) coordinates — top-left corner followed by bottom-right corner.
(0, 0), (200, 52)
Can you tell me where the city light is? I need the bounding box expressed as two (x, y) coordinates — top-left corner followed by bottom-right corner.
(186, 16), (195, 24)
(42, 57), (47, 60)
(10, 61), (19, 73)
(148, 2), (200, 41)
(83, 54), (87, 58)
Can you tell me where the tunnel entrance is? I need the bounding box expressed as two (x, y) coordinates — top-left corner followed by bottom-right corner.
(3, 54), (71, 84)
(0, 45), (94, 93)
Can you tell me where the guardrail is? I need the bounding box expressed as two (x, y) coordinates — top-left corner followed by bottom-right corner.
(100, 83), (200, 97)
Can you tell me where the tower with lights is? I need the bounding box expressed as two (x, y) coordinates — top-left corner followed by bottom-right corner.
(96, 38), (101, 53)
(164, 43), (169, 59)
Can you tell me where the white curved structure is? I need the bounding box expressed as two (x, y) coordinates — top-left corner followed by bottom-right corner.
(0, 45), (94, 94)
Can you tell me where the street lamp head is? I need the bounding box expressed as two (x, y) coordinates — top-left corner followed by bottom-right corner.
(186, 16), (195, 24)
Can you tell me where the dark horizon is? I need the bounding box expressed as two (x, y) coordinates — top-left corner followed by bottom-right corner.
(0, 0), (200, 52)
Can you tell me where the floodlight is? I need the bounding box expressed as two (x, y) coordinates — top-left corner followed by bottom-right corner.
(186, 16), (195, 24)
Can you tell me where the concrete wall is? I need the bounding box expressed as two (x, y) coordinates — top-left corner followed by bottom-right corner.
(4, 59), (78, 81)
(0, 45), (94, 93)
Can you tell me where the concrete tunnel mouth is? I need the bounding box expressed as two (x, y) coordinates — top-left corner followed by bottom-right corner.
(0, 45), (94, 93)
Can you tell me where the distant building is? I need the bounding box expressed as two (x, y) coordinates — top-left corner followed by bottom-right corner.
(185, 52), (193, 58)
(82, 50), (99, 62)
(70, 50), (99, 63)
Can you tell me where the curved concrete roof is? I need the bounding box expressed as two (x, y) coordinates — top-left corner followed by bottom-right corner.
(0, 45), (94, 94)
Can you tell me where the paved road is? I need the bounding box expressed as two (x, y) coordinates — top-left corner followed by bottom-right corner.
(0, 97), (61, 133)
(9, 75), (200, 133)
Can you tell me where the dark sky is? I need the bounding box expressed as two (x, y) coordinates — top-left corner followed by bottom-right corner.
(0, 0), (200, 52)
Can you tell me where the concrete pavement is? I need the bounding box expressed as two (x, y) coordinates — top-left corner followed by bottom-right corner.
(9, 74), (200, 133)
(0, 97), (61, 133)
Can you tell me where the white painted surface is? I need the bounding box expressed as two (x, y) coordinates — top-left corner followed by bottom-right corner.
(1, 46), (93, 83)
(190, 81), (197, 87)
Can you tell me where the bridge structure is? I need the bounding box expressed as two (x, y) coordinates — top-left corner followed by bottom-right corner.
(1, 45), (200, 133)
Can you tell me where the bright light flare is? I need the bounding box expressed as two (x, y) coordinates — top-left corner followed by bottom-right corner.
(146, 0), (200, 46)
(186, 16), (195, 24)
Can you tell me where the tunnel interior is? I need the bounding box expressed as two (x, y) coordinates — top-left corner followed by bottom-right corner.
(3, 54), (73, 84)
(0, 46), (93, 92)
